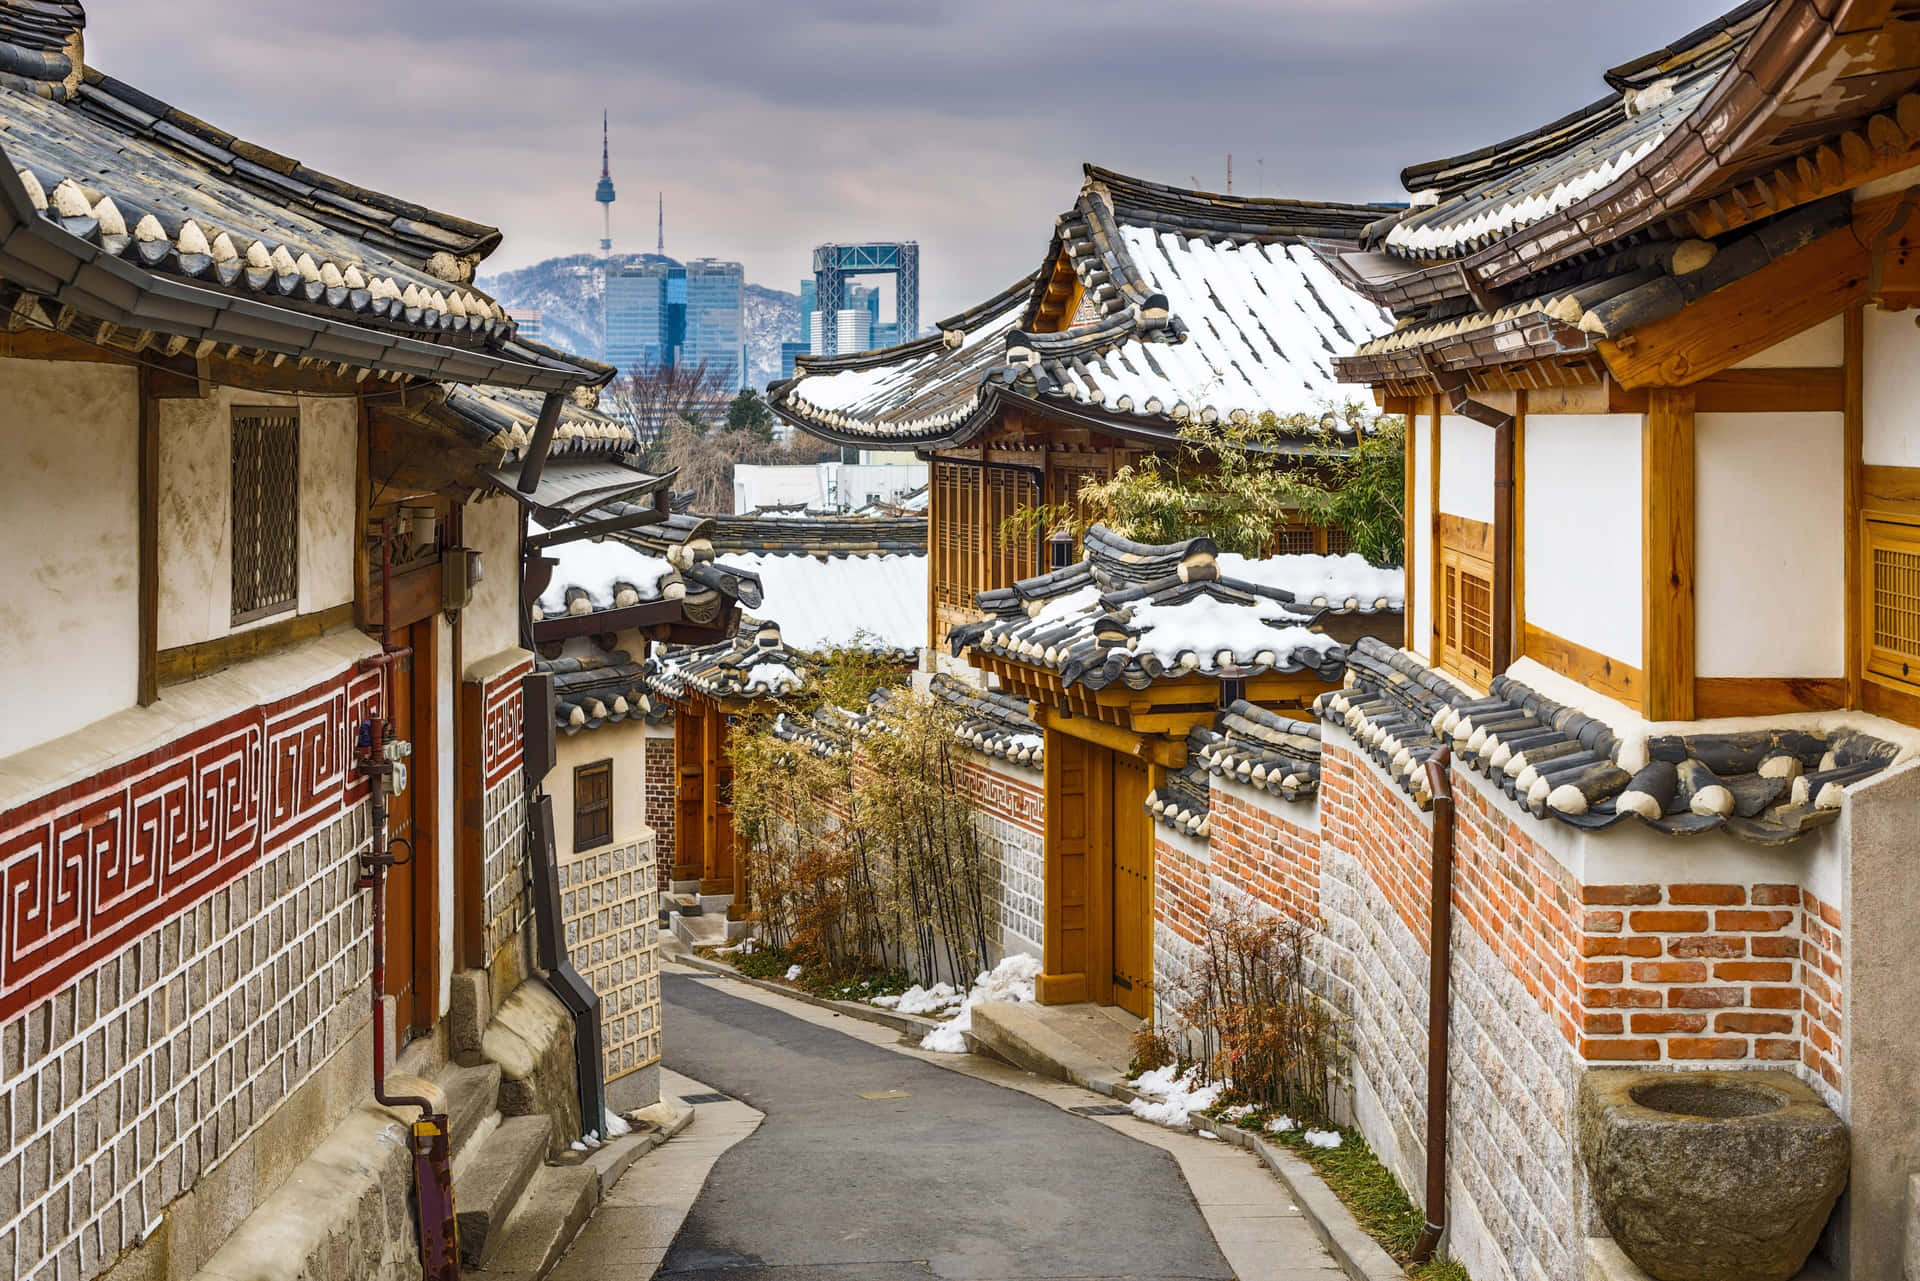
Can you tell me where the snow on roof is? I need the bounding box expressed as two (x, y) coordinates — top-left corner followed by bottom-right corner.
(721, 551), (927, 656)
(1215, 552), (1404, 613)
(535, 537), (675, 617)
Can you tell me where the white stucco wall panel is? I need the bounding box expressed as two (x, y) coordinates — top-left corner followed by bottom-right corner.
(158, 389), (356, 652)
(1732, 315), (1844, 369)
(1863, 306), (1920, 467)
(462, 493), (523, 666)
(1438, 414), (1493, 523)
(1523, 413), (1642, 667)
(1411, 417), (1433, 662)
(1696, 411), (1844, 677)
(0, 359), (141, 757)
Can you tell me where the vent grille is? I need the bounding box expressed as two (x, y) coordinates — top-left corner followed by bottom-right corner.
(230, 410), (300, 624)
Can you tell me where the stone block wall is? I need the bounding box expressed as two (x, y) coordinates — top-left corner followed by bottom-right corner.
(1164, 727), (1857, 1281)
(559, 833), (661, 1082)
(954, 757), (1044, 960)
(0, 663), (380, 1281)
(477, 659), (531, 967)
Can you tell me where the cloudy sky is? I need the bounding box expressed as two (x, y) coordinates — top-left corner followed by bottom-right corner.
(84, 0), (1733, 318)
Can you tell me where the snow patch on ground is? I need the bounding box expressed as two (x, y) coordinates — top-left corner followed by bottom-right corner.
(602, 1109), (632, 1139)
(872, 982), (964, 1014)
(1126, 1065), (1222, 1127)
(917, 954), (1043, 1053)
(1265, 1115), (1298, 1134)
(1302, 1128), (1342, 1149)
(784, 964), (803, 981)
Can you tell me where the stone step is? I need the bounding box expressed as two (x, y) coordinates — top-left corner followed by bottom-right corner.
(474, 1161), (600, 1281)
(455, 1114), (553, 1269)
(665, 893), (702, 916)
(672, 912), (728, 949)
(696, 892), (732, 915)
(444, 1061), (504, 1164)
(670, 879), (702, 896)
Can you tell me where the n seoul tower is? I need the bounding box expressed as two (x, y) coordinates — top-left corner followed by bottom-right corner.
(595, 110), (616, 255)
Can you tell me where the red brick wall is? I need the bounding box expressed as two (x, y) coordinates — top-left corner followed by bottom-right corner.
(1155, 832), (1209, 946)
(1207, 784), (1321, 920)
(1295, 741), (1845, 1088)
(644, 733), (675, 890)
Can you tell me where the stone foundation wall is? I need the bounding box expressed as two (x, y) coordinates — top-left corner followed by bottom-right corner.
(0, 662), (381, 1281)
(954, 757), (1044, 961)
(559, 831), (661, 1084)
(477, 660), (531, 971)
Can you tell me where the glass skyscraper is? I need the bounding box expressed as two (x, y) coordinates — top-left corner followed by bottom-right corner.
(602, 257), (745, 389)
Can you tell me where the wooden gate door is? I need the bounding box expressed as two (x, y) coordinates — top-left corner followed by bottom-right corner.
(700, 709), (733, 895)
(384, 618), (436, 1039)
(674, 706), (704, 885)
(1110, 755), (1154, 1018)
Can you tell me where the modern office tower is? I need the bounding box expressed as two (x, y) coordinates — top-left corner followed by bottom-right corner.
(506, 308), (542, 341)
(835, 307), (872, 352)
(603, 260), (673, 375)
(780, 341), (809, 380)
(682, 258), (745, 389)
(810, 241), (919, 356)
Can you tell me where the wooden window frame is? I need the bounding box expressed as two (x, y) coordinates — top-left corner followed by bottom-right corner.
(1437, 514), (1496, 689)
(574, 758), (614, 852)
(230, 407), (301, 625)
(1863, 512), (1920, 696)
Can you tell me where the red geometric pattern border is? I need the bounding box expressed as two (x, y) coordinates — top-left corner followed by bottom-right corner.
(481, 659), (531, 791)
(0, 665), (380, 1025)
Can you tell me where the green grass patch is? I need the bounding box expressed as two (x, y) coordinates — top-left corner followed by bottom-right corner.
(703, 943), (911, 1004)
(1198, 1102), (1472, 1279)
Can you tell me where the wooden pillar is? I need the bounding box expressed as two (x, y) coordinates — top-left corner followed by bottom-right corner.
(1491, 411), (1516, 676)
(1845, 304), (1865, 709)
(1403, 398), (1418, 651)
(1643, 388), (1696, 721)
(1429, 403), (1443, 660)
(1513, 390), (1528, 660)
(700, 705), (731, 895)
(137, 368), (158, 706)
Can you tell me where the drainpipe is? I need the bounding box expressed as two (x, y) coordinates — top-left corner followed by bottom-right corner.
(1411, 744), (1455, 1265)
(355, 518), (461, 1280)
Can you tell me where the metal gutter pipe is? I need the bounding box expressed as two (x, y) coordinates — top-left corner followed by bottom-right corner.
(1412, 743), (1456, 1265)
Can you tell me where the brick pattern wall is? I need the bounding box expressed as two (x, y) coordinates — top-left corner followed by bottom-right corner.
(643, 732), (675, 892)
(1320, 745), (1436, 943)
(1207, 783), (1321, 920)
(954, 758), (1044, 959)
(1575, 882), (1843, 1094)
(559, 834), (660, 1083)
(0, 805), (373, 1281)
(479, 664), (530, 960)
(1155, 833), (1210, 948)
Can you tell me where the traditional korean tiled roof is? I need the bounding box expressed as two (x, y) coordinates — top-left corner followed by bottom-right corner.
(0, 3), (604, 390)
(1322, 0), (1920, 339)
(612, 509), (926, 558)
(1148, 729), (1215, 837)
(928, 674), (1044, 769)
(644, 622), (807, 704)
(948, 525), (1399, 691)
(1201, 701), (1323, 802)
(538, 650), (657, 735)
(770, 167), (1395, 449)
(533, 517), (764, 631)
(1322, 638), (1905, 846)
(768, 702), (876, 759)
(442, 383), (639, 461)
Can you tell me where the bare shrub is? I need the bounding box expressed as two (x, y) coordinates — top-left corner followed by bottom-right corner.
(1179, 905), (1343, 1118)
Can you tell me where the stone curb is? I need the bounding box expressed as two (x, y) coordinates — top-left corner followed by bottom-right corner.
(669, 954), (947, 1041)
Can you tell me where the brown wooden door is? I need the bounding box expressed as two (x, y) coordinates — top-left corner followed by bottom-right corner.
(384, 618), (436, 1039)
(674, 707), (704, 884)
(1111, 755), (1153, 1018)
(700, 710), (732, 895)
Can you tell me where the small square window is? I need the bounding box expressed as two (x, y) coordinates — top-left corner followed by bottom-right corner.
(575, 760), (613, 852)
(230, 409), (300, 624)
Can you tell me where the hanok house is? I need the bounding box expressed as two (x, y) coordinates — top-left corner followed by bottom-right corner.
(769, 165), (1400, 652)
(531, 508), (927, 945)
(1168, 1), (1920, 1276)
(0, 5), (675, 1280)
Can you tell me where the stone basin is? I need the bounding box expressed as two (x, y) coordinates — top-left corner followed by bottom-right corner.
(1578, 1069), (1848, 1281)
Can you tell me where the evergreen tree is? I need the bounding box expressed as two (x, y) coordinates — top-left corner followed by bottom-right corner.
(725, 388), (776, 442)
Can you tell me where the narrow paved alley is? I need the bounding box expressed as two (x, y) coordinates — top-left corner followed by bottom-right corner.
(552, 968), (1348, 1281)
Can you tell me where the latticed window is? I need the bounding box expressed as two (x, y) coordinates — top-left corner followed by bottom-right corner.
(930, 459), (1038, 616)
(1866, 517), (1920, 691)
(1440, 546), (1496, 688)
(230, 409), (300, 623)
(574, 760), (613, 851)
(1271, 525), (1319, 555)
(1324, 526), (1354, 557)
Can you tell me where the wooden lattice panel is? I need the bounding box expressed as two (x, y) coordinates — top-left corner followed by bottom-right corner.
(230, 408), (300, 623)
(1867, 516), (1920, 691)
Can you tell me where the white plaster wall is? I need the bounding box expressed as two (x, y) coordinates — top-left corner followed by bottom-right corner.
(436, 613), (456, 1018)
(0, 358), (141, 758)
(1862, 306), (1920, 467)
(1696, 411), (1844, 677)
(157, 388), (358, 651)
(552, 721), (650, 857)
(1524, 413), (1643, 667)
(1732, 314), (1844, 368)
(1411, 418), (1433, 662)
(1438, 414), (1493, 523)
(462, 493), (523, 668)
